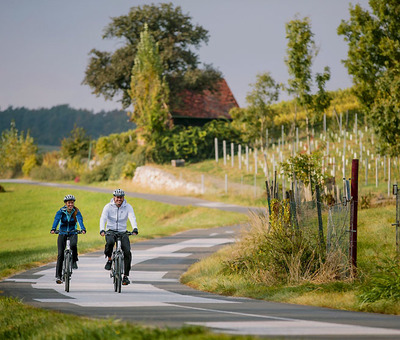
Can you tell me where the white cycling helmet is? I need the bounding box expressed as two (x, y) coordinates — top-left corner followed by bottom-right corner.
(113, 188), (125, 196)
(64, 194), (76, 202)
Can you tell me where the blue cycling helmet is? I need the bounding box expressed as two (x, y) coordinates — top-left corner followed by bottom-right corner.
(64, 194), (76, 202)
(113, 189), (125, 196)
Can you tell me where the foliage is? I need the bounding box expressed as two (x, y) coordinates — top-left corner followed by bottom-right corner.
(230, 72), (280, 147)
(82, 2), (221, 109)
(128, 25), (172, 143)
(338, 0), (400, 156)
(122, 161), (137, 179)
(30, 165), (77, 181)
(155, 120), (242, 163)
(108, 152), (134, 180)
(0, 105), (134, 146)
(0, 121), (38, 177)
(358, 256), (400, 304)
(95, 130), (137, 157)
(60, 125), (90, 160)
(280, 151), (327, 189)
(285, 16), (331, 123)
(81, 158), (112, 183)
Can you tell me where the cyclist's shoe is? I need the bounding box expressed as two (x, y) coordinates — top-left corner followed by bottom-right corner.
(72, 261), (78, 270)
(104, 260), (112, 270)
(122, 276), (130, 285)
(56, 277), (62, 284)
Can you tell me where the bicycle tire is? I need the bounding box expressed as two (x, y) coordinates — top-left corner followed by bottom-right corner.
(115, 255), (122, 293)
(64, 252), (72, 292)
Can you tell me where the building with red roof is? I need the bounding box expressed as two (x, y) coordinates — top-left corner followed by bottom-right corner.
(171, 79), (239, 126)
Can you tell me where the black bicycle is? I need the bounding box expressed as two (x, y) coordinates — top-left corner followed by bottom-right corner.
(106, 230), (133, 293)
(54, 230), (82, 292)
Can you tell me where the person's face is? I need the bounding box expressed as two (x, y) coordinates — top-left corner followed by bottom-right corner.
(65, 200), (75, 212)
(113, 195), (124, 207)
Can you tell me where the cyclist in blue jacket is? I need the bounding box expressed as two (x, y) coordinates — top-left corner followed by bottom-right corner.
(51, 194), (86, 284)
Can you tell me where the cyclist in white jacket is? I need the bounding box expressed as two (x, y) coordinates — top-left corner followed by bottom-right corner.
(100, 189), (138, 285)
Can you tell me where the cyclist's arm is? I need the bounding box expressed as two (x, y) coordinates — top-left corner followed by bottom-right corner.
(76, 211), (86, 233)
(99, 204), (109, 235)
(51, 210), (62, 233)
(127, 205), (138, 234)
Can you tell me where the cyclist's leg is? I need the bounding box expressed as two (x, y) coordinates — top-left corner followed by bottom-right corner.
(70, 234), (78, 263)
(104, 234), (116, 259)
(56, 234), (66, 278)
(121, 234), (132, 277)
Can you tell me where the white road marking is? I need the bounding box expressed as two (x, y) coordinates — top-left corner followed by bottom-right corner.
(6, 238), (235, 307)
(189, 320), (400, 336)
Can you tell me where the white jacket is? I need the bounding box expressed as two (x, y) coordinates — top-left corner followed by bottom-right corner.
(100, 198), (138, 232)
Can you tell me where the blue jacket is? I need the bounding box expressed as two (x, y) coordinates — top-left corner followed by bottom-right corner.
(51, 206), (86, 235)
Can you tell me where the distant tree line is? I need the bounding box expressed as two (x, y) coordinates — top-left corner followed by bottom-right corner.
(0, 105), (135, 146)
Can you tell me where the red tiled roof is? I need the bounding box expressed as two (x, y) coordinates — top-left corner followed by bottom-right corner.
(171, 79), (239, 120)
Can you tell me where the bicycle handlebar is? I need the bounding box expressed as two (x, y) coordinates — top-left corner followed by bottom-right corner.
(52, 230), (83, 235)
(105, 230), (134, 236)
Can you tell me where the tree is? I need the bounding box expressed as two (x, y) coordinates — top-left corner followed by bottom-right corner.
(338, 0), (400, 156)
(60, 125), (90, 160)
(128, 25), (172, 143)
(83, 3), (221, 109)
(230, 72), (280, 147)
(0, 121), (37, 177)
(285, 17), (331, 124)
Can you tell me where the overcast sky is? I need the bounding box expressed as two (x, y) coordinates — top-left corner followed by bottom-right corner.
(0, 0), (368, 113)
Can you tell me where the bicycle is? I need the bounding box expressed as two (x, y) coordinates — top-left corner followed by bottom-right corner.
(54, 230), (82, 292)
(106, 230), (133, 293)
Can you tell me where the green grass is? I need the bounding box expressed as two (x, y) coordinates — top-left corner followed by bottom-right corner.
(0, 297), (258, 340)
(0, 183), (246, 280)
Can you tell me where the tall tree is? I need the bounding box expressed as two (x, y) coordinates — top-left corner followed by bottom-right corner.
(230, 72), (280, 147)
(338, 0), (400, 156)
(128, 25), (171, 143)
(285, 17), (331, 124)
(83, 3), (221, 109)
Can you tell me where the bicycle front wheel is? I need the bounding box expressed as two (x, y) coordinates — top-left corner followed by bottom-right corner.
(114, 255), (122, 293)
(64, 252), (72, 292)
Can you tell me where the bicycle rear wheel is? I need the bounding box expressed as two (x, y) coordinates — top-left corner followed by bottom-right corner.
(64, 252), (72, 292)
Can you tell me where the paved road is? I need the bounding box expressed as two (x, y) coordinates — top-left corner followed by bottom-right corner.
(2, 180), (400, 338)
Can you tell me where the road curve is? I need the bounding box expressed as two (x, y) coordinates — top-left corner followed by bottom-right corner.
(1, 180), (400, 338)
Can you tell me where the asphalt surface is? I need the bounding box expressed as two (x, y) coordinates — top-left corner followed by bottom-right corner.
(1, 180), (400, 339)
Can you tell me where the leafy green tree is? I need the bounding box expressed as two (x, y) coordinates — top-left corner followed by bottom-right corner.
(0, 121), (37, 177)
(338, 0), (400, 156)
(83, 3), (221, 109)
(60, 125), (90, 160)
(285, 17), (331, 124)
(230, 72), (280, 147)
(128, 25), (172, 143)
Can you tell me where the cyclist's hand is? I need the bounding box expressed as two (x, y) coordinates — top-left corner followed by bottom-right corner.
(82, 230), (86, 234)
(50, 230), (55, 234)
(132, 228), (138, 235)
(100, 230), (105, 237)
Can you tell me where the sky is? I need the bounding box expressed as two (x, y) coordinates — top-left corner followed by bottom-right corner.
(0, 0), (369, 113)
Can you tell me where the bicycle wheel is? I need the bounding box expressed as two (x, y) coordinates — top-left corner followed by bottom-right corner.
(64, 252), (72, 292)
(115, 255), (122, 293)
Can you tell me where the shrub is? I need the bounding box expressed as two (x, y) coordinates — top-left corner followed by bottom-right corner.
(122, 162), (137, 179)
(30, 165), (76, 181)
(109, 152), (134, 180)
(80, 158), (112, 183)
